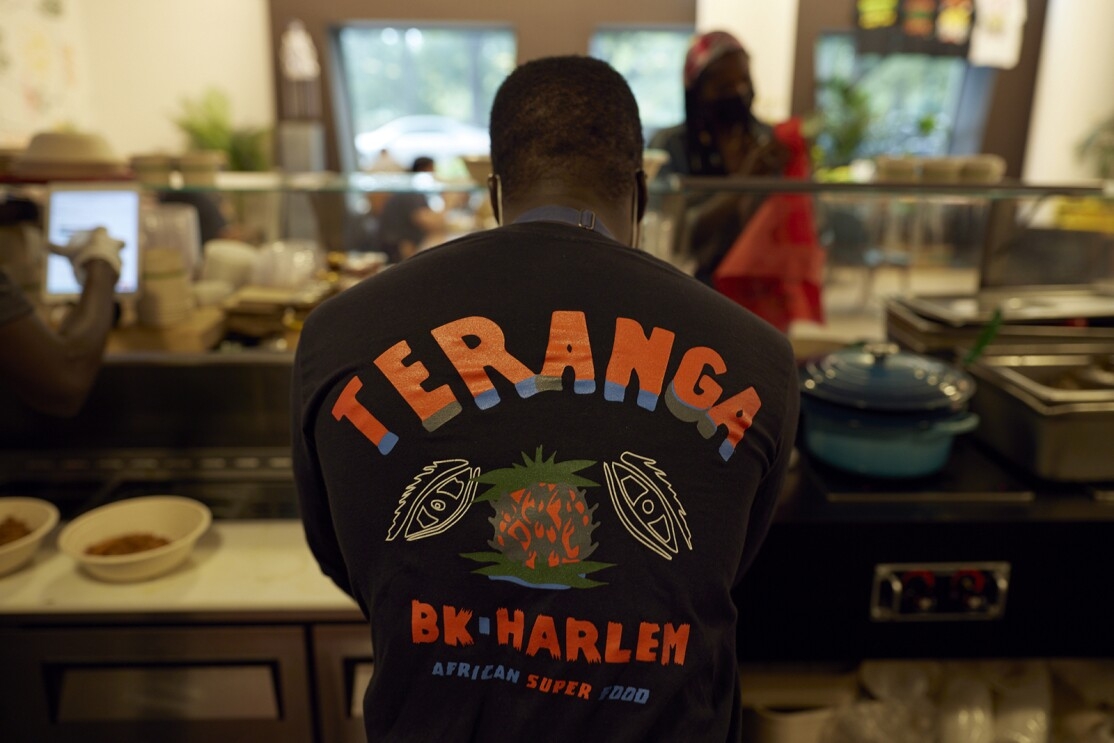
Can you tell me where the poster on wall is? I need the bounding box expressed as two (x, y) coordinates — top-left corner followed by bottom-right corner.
(855, 0), (974, 57)
(0, 0), (91, 149)
(968, 0), (1027, 69)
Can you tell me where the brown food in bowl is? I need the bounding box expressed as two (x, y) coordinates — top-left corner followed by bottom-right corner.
(85, 532), (171, 556)
(0, 516), (32, 546)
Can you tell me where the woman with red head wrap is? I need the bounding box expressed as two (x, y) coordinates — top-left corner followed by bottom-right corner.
(650, 30), (825, 332)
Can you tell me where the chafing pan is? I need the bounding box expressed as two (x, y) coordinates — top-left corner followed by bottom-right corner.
(968, 348), (1114, 482)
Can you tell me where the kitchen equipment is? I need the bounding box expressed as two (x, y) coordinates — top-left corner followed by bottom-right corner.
(885, 297), (1114, 358)
(0, 497), (59, 576)
(901, 287), (1114, 327)
(4, 625), (315, 743)
(967, 346), (1114, 481)
(799, 343), (979, 478)
(58, 495), (212, 582)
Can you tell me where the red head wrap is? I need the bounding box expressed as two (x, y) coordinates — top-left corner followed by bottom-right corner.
(683, 30), (746, 90)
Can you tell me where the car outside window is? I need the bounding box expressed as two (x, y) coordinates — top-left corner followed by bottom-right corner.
(333, 23), (516, 176)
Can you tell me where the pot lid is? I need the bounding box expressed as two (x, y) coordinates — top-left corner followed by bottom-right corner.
(800, 342), (975, 412)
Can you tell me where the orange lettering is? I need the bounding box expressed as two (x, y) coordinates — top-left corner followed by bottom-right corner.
(603, 621), (632, 663)
(431, 316), (537, 409)
(331, 376), (398, 454)
(704, 386), (762, 461)
(661, 623), (690, 665)
(538, 311), (596, 394)
(525, 614), (562, 659)
(635, 622), (660, 662)
(411, 600), (438, 643)
(604, 318), (675, 410)
(566, 617), (602, 663)
(443, 605), (474, 646)
(497, 608), (525, 650)
(374, 340), (461, 430)
(667, 346), (727, 422)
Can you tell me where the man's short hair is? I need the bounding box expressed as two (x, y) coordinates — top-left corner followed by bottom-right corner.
(490, 55), (644, 204)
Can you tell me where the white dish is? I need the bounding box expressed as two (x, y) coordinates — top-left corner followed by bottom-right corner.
(58, 496), (211, 582)
(0, 497), (60, 576)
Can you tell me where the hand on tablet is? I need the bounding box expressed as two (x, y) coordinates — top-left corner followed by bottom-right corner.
(50, 227), (124, 286)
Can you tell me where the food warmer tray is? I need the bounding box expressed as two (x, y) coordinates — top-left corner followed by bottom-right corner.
(884, 298), (1114, 357)
(967, 347), (1114, 482)
(900, 286), (1114, 328)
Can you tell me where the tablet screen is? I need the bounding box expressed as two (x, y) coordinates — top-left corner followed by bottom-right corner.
(44, 185), (141, 299)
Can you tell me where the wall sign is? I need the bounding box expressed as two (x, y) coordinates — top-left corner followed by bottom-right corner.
(0, 0), (90, 149)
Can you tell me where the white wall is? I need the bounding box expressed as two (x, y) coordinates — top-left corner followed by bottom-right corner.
(695, 0), (800, 123)
(79, 0), (275, 159)
(1023, 0), (1114, 183)
(0, 0), (92, 148)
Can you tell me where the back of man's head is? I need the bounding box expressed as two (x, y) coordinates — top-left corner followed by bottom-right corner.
(490, 56), (643, 206)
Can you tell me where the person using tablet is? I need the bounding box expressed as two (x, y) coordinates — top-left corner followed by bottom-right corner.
(0, 226), (123, 417)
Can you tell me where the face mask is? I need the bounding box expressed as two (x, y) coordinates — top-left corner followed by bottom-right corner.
(706, 93), (754, 127)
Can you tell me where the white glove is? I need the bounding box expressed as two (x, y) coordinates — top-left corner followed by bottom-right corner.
(50, 227), (124, 286)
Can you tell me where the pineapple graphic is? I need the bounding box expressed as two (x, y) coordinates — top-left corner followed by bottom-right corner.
(462, 447), (614, 589)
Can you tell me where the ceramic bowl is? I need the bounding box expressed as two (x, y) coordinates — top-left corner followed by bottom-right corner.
(58, 496), (211, 582)
(0, 497), (60, 576)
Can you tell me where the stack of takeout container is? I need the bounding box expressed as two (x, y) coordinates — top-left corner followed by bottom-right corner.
(137, 247), (195, 328)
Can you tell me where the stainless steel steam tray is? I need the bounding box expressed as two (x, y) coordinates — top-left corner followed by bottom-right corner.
(968, 350), (1114, 482)
(885, 299), (1114, 356)
(901, 286), (1114, 328)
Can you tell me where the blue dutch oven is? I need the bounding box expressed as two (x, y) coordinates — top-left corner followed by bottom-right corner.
(799, 342), (979, 478)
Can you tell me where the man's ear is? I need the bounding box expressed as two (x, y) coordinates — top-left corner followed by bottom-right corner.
(487, 174), (501, 225)
(635, 170), (648, 222)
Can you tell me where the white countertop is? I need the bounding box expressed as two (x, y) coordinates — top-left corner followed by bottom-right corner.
(0, 520), (361, 617)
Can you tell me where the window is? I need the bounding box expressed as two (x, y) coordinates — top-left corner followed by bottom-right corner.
(814, 32), (968, 165)
(332, 23), (516, 175)
(590, 26), (694, 143)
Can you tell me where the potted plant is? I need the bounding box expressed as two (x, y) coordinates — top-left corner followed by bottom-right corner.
(173, 88), (277, 243)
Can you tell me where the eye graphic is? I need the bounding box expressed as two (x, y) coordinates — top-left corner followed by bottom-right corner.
(387, 459), (479, 542)
(603, 452), (692, 560)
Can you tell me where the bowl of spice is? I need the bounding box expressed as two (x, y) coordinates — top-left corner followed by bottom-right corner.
(58, 495), (211, 582)
(0, 498), (60, 576)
